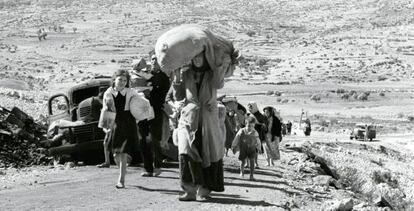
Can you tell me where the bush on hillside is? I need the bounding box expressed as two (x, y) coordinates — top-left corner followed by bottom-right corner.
(310, 94), (321, 102)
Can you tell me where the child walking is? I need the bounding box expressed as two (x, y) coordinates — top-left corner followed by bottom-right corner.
(231, 116), (262, 181)
(99, 69), (139, 189)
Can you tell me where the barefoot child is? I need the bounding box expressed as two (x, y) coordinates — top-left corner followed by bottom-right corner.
(231, 116), (262, 181)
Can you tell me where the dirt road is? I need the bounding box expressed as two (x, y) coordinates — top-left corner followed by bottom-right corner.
(1, 134), (360, 211)
(2, 132), (414, 210)
(0, 158), (308, 210)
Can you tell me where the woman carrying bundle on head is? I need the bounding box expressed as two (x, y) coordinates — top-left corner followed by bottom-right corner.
(155, 24), (240, 201)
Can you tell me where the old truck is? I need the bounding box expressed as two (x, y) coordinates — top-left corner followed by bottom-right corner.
(46, 77), (114, 164)
(45, 75), (182, 164)
(350, 123), (377, 141)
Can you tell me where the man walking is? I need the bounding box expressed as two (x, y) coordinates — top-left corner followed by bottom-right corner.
(141, 55), (170, 177)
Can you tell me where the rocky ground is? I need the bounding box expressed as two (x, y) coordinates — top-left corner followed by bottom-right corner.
(1, 132), (412, 210)
(1, 0), (414, 210)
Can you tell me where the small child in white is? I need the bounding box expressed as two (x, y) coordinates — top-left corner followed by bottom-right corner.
(232, 116), (262, 181)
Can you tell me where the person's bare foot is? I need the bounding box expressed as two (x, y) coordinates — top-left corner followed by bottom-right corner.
(115, 183), (125, 189)
(96, 163), (110, 168)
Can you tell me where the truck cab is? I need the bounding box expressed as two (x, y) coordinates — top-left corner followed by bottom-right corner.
(46, 77), (113, 164)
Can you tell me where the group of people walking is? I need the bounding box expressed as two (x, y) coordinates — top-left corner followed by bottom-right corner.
(96, 54), (289, 200)
(94, 24), (292, 201)
(96, 50), (227, 201)
(224, 99), (285, 182)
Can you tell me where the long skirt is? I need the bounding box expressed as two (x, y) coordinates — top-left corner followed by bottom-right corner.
(179, 129), (224, 192)
(263, 134), (280, 160)
(109, 110), (139, 156)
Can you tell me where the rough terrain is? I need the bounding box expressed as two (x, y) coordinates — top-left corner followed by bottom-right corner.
(1, 0), (414, 210)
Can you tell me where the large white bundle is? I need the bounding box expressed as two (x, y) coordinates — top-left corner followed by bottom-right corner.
(155, 24), (239, 88)
(129, 93), (154, 121)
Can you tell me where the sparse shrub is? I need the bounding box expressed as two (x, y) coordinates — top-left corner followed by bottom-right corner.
(310, 94), (321, 102)
(372, 171), (398, 188)
(320, 119), (329, 127)
(246, 30), (256, 37)
(353, 93), (359, 99)
(379, 92), (385, 97)
(341, 93), (349, 100)
(276, 98), (282, 102)
(378, 75), (388, 81)
(407, 116), (414, 122)
(397, 112), (404, 118)
(339, 167), (364, 192)
(266, 90), (274, 95)
(336, 88), (346, 94)
(281, 99), (289, 104)
(349, 90), (357, 96)
(256, 58), (268, 67)
(273, 91), (282, 96)
(357, 93), (368, 101)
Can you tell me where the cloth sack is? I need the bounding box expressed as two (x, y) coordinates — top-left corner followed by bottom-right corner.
(129, 93), (154, 121)
(98, 110), (116, 130)
(155, 24), (239, 89)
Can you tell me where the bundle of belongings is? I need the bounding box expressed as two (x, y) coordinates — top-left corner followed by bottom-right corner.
(129, 58), (153, 96)
(130, 92), (154, 122)
(155, 24), (240, 89)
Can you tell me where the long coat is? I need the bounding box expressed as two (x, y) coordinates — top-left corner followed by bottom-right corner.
(173, 69), (225, 168)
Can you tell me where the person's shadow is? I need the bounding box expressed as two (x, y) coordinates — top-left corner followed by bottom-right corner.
(205, 195), (280, 207)
(133, 185), (280, 207)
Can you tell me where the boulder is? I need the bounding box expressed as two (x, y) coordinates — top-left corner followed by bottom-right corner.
(322, 198), (354, 211)
(313, 175), (333, 186)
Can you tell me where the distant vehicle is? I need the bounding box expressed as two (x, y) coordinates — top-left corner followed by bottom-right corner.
(350, 123), (376, 141)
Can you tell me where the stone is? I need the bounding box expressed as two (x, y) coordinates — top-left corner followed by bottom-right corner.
(374, 196), (392, 208)
(313, 175), (333, 186)
(64, 162), (75, 170)
(322, 198), (353, 211)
